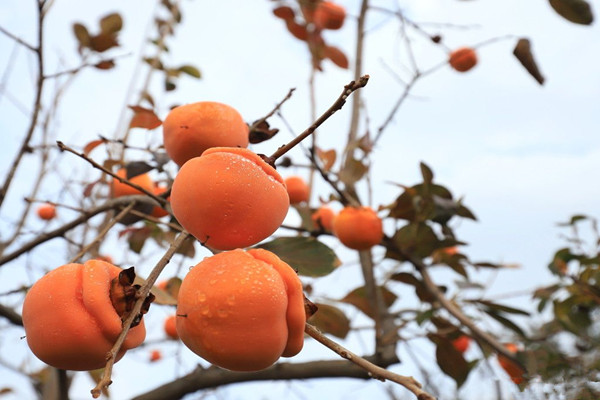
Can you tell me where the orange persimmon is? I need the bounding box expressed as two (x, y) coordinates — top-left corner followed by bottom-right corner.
(36, 203), (56, 221)
(164, 315), (179, 340)
(176, 248), (306, 372)
(452, 335), (471, 354)
(284, 176), (310, 204)
(449, 47), (478, 72)
(110, 168), (154, 198)
(170, 147), (289, 250)
(333, 206), (383, 250)
(311, 206), (335, 231)
(162, 101), (249, 167)
(313, 1), (346, 30)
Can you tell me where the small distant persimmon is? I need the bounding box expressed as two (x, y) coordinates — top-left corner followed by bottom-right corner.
(313, 1), (346, 30)
(111, 168), (154, 198)
(176, 249), (306, 372)
(311, 206), (335, 231)
(498, 343), (525, 385)
(22, 260), (146, 371)
(449, 47), (478, 72)
(36, 203), (56, 221)
(285, 176), (310, 205)
(164, 315), (179, 340)
(333, 206), (383, 250)
(170, 147), (289, 250)
(452, 335), (471, 354)
(149, 349), (162, 362)
(162, 101), (249, 167)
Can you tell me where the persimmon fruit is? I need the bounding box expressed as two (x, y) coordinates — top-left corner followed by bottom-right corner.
(498, 343), (525, 384)
(311, 206), (335, 231)
(36, 203), (56, 221)
(449, 47), (478, 72)
(22, 259), (147, 371)
(284, 176), (310, 204)
(110, 168), (154, 198)
(164, 315), (179, 340)
(333, 206), (383, 250)
(313, 1), (346, 30)
(175, 248), (306, 372)
(150, 184), (170, 218)
(149, 349), (162, 362)
(162, 101), (249, 167)
(170, 147), (289, 250)
(452, 335), (471, 354)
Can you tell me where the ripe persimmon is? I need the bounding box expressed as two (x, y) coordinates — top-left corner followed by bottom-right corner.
(313, 1), (346, 30)
(164, 315), (179, 340)
(162, 101), (249, 167)
(333, 206), (383, 250)
(176, 248), (306, 372)
(285, 176), (310, 204)
(311, 206), (335, 231)
(498, 343), (525, 384)
(36, 203), (56, 221)
(170, 147), (289, 250)
(22, 259), (146, 371)
(452, 335), (471, 354)
(449, 47), (478, 72)
(150, 185), (170, 218)
(110, 168), (154, 198)
(149, 349), (162, 362)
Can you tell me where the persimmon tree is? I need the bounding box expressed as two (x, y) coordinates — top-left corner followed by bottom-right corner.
(0, 0), (597, 399)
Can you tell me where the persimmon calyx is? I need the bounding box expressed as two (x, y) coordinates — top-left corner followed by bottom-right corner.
(304, 294), (318, 319)
(109, 267), (155, 327)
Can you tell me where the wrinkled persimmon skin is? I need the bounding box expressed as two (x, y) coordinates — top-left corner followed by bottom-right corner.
(22, 260), (146, 371)
(333, 206), (383, 250)
(449, 47), (478, 72)
(285, 176), (310, 204)
(111, 168), (154, 198)
(162, 101), (249, 167)
(170, 147), (289, 250)
(176, 248), (305, 372)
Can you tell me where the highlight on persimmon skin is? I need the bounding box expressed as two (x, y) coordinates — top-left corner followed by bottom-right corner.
(170, 147), (289, 250)
(449, 47), (478, 72)
(175, 248), (306, 372)
(162, 101), (249, 167)
(333, 206), (383, 250)
(22, 259), (146, 371)
(313, 1), (346, 30)
(36, 203), (56, 221)
(311, 205), (335, 231)
(284, 175), (310, 205)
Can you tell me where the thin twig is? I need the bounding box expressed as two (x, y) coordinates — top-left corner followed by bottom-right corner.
(43, 54), (132, 80)
(91, 231), (191, 398)
(267, 75), (370, 164)
(248, 87), (296, 133)
(305, 323), (436, 400)
(0, 25), (37, 52)
(56, 140), (166, 207)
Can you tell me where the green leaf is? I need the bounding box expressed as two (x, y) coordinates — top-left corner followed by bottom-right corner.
(340, 285), (397, 319)
(420, 161), (434, 184)
(474, 300), (530, 316)
(482, 308), (526, 337)
(256, 236), (340, 277)
(99, 13), (123, 34)
(308, 303), (351, 339)
(178, 65), (202, 79)
(389, 222), (440, 259)
(549, 0), (594, 25)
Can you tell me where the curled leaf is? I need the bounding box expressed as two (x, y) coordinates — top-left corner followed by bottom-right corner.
(513, 38), (545, 85)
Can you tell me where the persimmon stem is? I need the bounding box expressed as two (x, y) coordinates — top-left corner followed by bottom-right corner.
(305, 323), (436, 400)
(56, 141), (167, 207)
(91, 231), (191, 398)
(266, 75), (370, 165)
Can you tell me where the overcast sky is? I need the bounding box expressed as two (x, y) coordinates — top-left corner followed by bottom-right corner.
(0, 0), (599, 399)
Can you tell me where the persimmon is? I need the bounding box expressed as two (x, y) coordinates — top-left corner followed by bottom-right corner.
(22, 259), (147, 371)
(170, 147), (289, 250)
(449, 47), (478, 72)
(311, 205), (335, 231)
(285, 176), (310, 204)
(150, 185), (170, 218)
(313, 1), (346, 30)
(110, 168), (154, 198)
(149, 349), (162, 362)
(162, 101), (249, 167)
(164, 315), (179, 340)
(452, 335), (471, 354)
(333, 206), (383, 250)
(176, 248), (306, 372)
(36, 203), (56, 221)
(498, 343), (525, 384)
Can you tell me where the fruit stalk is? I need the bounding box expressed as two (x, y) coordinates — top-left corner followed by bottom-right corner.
(91, 231), (191, 398)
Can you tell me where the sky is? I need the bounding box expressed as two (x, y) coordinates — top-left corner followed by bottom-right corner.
(0, 0), (599, 399)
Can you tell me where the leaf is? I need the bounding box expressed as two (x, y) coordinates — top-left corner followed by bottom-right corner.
(125, 161), (153, 179)
(323, 45), (349, 69)
(340, 285), (397, 319)
(483, 308), (526, 337)
(94, 60), (116, 70)
(308, 303), (351, 339)
(89, 33), (119, 53)
(389, 222), (440, 260)
(339, 157), (368, 186)
(151, 277), (180, 306)
(256, 236), (340, 277)
(178, 65), (201, 79)
(165, 80), (176, 91)
(430, 334), (471, 387)
(474, 299), (530, 316)
(285, 20), (309, 41)
(99, 13), (123, 34)
(127, 226), (152, 254)
(513, 38), (545, 85)
(420, 161), (434, 185)
(73, 23), (91, 49)
(316, 148), (336, 171)
(83, 139), (107, 155)
(128, 105), (162, 129)
(549, 0), (594, 25)
(273, 6), (295, 21)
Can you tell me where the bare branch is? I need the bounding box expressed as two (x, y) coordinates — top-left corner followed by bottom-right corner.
(248, 87), (296, 133)
(0, 303), (23, 326)
(0, 25), (37, 52)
